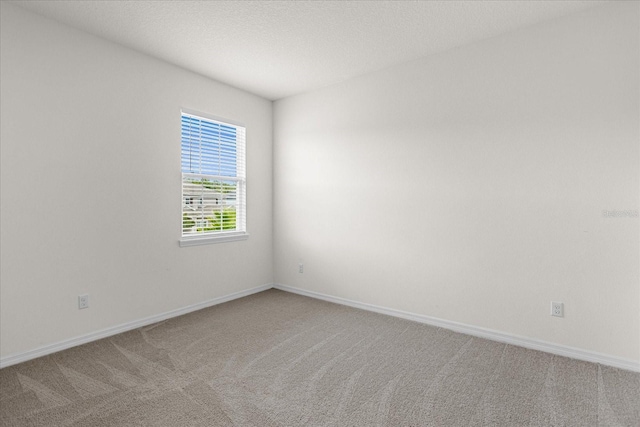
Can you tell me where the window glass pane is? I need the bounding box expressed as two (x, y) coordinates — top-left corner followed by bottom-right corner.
(181, 115), (237, 176)
(181, 112), (246, 239)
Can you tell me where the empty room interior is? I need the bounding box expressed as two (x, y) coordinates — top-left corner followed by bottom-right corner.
(1, 0), (639, 425)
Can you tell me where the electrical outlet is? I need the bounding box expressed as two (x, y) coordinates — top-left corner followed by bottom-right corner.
(298, 263), (304, 273)
(551, 301), (563, 317)
(78, 294), (89, 310)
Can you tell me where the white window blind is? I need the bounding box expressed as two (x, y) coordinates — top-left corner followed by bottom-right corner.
(181, 111), (246, 243)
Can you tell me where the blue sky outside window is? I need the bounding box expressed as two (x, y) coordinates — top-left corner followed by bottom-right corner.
(181, 114), (237, 177)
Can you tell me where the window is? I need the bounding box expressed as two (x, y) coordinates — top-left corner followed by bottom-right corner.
(180, 110), (247, 246)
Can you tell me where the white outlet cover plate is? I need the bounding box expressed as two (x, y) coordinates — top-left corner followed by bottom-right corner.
(78, 295), (89, 309)
(551, 301), (563, 317)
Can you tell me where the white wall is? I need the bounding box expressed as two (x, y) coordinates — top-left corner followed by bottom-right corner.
(274, 2), (639, 362)
(2, 1), (638, 366)
(0, 3), (273, 358)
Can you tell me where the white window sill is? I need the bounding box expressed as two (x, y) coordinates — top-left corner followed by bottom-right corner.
(179, 232), (249, 247)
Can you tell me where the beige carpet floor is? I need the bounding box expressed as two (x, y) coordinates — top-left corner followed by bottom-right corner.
(0, 289), (638, 426)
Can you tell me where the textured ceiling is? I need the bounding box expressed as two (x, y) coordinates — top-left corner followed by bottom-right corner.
(12, 1), (603, 100)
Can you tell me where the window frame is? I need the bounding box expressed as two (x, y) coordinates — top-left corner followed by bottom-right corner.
(179, 108), (248, 247)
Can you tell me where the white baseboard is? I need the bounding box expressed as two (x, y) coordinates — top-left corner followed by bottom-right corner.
(3, 283), (638, 373)
(273, 284), (640, 373)
(0, 283), (273, 369)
